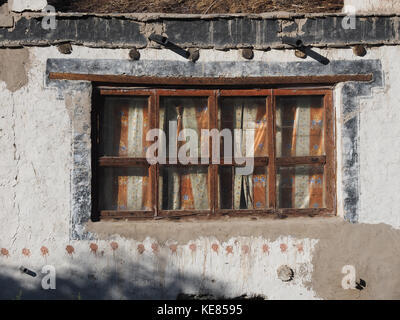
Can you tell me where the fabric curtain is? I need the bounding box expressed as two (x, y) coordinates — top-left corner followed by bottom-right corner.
(230, 98), (268, 209)
(160, 98), (209, 210)
(103, 97), (151, 211)
(276, 96), (324, 208)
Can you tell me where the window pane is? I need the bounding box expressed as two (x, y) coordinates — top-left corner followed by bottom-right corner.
(218, 166), (268, 209)
(276, 96), (324, 157)
(159, 166), (210, 210)
(277, 165), (325, 209)
(219, 97), (268, 158)
(100, 96), (149, 157)
(98, 167), (151, 211)
(160, 97), (209, 159)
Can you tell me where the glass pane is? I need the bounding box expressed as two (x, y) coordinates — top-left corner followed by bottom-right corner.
(100, 96), (149, 157)
(98, 167), (151, 211)
(219, 97), (268, 158)
(277, 165), (325, 209)
(159, 166), (210, 210)
(160, 97), (209, 159)
(218, 166), (268, 209)
(276, 96), (324, 157)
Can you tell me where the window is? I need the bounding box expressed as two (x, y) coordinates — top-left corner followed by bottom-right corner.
(92, 88), (335, 219)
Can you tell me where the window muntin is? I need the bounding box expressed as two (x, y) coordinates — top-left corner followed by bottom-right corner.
(94, 88), (335, 219)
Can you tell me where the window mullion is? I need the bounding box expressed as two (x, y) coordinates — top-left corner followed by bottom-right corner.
(324, 92), (335, 211)
(211, 90), (218, 214)
(268, 92), (277, 209)
(152, 90), (159, 217)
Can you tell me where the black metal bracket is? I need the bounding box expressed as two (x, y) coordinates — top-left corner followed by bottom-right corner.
(19, 266), (37, 277)
(148, 33), (191, 59)
(282, 37), (330, 65)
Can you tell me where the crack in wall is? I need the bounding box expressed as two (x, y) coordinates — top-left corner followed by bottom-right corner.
(10, 94), (20, 248)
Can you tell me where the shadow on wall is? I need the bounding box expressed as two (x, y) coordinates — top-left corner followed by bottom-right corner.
(0, 246), (239, 300)
(0, 263), (232, 300)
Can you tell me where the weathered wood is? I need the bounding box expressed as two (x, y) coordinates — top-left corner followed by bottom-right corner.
(276, 156), (326, 166)
(95, 86), (336, 218)
(50, 73), (373, 85)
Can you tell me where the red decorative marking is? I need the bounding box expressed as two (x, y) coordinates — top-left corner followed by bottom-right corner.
(137, 244), (145, 254)
(40, 246), (49, 256)
(66, 245), (74, 255)
(169, 244), (177, 253)
(110, 242), (119, 251)
(1, 248), (9, 257)
(280, 243), (288, 252)
(211, 243), (219, 253)
(296, 243), (304, 252)
(151, 243), (159, 253)
(189, 243), (196, 252)
(90, 243), (98, 254)
(22, 248), (30, 257)
(226, 246), (233, 254)
(262, 244), (269, 254)
(242, 245), (250, 254)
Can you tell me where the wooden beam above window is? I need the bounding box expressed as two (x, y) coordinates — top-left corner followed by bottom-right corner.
(49, 72), (373, 86)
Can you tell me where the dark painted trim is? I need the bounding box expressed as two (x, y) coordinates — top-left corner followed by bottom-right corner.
(46, 59), (383, 239)
(2, 16), (400, 49)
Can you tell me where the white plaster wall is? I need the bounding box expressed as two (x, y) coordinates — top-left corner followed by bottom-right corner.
(0, 45), (399, 299)
(344, 0), (400, 14)
(9, 0), (47, 12)
(358, 46), (400, 228)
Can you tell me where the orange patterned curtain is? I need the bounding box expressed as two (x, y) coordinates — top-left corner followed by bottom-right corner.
(276, 96), (324, 209)
(231, 98), (268, 209)
(160, 98), (210, 210)
(103, 97), (151, 211)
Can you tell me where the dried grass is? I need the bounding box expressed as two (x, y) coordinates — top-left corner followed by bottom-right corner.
(48, 0), (343, 14)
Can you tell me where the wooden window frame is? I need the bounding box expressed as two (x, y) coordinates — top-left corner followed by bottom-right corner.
(93, 87), (335, 220)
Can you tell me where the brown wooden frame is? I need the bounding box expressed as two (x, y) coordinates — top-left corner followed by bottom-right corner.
(94, 87), (335, 220)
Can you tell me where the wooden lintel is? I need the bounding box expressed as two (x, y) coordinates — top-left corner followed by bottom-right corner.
(49, 73), (373, 86)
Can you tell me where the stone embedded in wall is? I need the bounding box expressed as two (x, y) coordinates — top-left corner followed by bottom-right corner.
(277, 265), (294, 282)
(295, 49), (307, 59)
(353, 45), (367, 57)
(188, 48), (199, 62)
(241, 48), (254, 60)
(57, 43), (73, 55)
(128, 47), (140, 60)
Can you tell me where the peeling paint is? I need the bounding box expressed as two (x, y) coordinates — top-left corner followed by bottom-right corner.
(0, 48), (29, 92)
